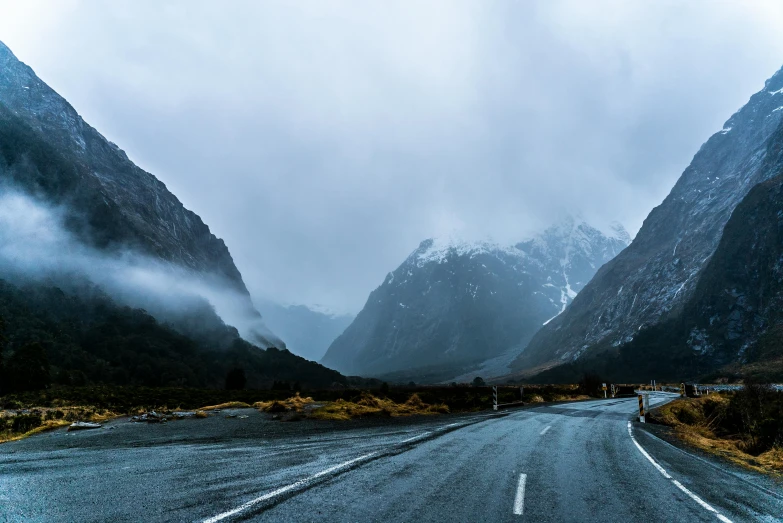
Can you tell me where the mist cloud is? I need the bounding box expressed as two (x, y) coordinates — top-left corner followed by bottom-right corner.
(0, 188), (279, 347)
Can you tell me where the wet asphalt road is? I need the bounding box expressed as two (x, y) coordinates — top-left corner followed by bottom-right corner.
(1, 393), (781, 522)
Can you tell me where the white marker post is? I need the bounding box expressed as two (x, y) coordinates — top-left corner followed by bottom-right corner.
(492, 386), (498, 411)
(610, 384), (616, 398)
(638, 394), (645, 423)
(680, 382), (686, 397)
(602, 382), (607, 398)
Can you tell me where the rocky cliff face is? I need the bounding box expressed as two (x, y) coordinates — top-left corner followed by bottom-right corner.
(514, 64), (783, 373)
(532, 168), (783, 383)
(0, 40), (282, 348)
(321, 219), (629, 379)
(679, 168), (783, 378)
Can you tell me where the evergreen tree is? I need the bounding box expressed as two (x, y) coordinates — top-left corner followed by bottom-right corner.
(225, 367), (247, 390)
(0, 316), (5, 394)
(6, 342), (51, 392)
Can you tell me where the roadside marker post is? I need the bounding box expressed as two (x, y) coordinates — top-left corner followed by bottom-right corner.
(602, 383), (607, 398)
(492, 386), (498, 411)
(610, 384), (616, 398)
(638, 394), (645, 423)
(680, 382), (685, 397)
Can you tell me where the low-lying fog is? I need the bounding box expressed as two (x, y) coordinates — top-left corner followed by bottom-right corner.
(0, 187), (282, 349)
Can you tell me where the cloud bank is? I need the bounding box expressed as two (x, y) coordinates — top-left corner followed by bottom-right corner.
(1, 1), (783, 313)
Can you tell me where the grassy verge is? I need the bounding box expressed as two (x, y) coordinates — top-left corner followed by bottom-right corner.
(0, 383), (593, 440)
(0, 420), (72, 444)
(199, 401), (252, 411)
(309, 392), (449, 420)
(254, 394), (316, 413)
(649, 391), (782, 475)
(0, 405), (121, 444)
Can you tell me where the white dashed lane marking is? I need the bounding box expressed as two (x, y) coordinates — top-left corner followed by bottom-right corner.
(513, 473), (527, 516)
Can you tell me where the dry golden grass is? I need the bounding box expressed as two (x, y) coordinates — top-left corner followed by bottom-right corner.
(652, 396), (782, 475)
(310, 393), (449, 421)
(254, 394), (315, 413)
(198, 401), (252, 411)
(0, 419), (71, 444)
(194, 410), (208, 419)
(0, 403), (121, 444)
(550, 394), (591, 402)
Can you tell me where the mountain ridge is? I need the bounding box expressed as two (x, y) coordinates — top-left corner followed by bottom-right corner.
(513, 63), (783, 374)
(0, 39), (282, 349)
(321, 218), (629, 379)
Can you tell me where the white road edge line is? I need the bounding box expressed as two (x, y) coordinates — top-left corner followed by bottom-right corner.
(202, 452), (378, 523)
(539, 425), (551, 436)
(513, 473), (527, 516)
(626, 421), (732, 523)
(400, 432), (431, 443)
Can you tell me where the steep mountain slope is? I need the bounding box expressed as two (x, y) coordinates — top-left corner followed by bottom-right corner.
(0, 40), (281, 348)
(0, 278), (347, 390)
(683, 171), (783, 378)
(514, 64), (783, 373)
(321, 219), (629, 379)
(532, 169), (783, 383)
(255, 301), (353, 362)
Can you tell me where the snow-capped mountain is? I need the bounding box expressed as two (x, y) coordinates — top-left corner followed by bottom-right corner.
(320, 218), (629, 379)
(514, 63), (783, 375)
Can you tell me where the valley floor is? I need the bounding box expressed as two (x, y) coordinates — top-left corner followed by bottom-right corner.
(1, 396), (781, 522)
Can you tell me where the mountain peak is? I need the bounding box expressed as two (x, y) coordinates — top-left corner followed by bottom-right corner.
(323, 216), (630, 378)
(608, 221), (631, 243)
(412, 235), (520, 266)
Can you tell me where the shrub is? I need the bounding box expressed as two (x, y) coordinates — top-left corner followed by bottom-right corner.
(11, 414), (42, 433)
(723, 381), (783, 455)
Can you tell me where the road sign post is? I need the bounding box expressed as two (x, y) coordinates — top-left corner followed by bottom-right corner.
(610, 384), (616, 398)
(638, 394), (645, 423)
(602, 383), (607, 398)
(492, 386), (498, 411)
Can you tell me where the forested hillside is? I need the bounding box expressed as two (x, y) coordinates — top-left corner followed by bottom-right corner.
(0, 279), (347, 392)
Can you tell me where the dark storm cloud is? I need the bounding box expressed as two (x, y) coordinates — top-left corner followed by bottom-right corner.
(2, 1), (783, 313)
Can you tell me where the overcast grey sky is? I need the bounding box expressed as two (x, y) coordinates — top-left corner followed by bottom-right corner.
(2, 1), (783, 314)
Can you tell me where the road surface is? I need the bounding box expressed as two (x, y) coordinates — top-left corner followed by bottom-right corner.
(1, 393), (781, 522)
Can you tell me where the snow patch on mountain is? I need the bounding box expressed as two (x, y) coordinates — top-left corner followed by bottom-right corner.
(323, 216), (630, 378)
